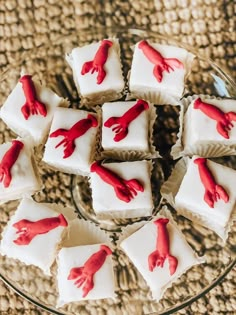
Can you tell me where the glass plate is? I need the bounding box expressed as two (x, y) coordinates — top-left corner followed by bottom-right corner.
(0, 27), (235, 315)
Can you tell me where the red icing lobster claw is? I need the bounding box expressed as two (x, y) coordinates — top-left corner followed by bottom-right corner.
(194, 157), (229, 208)
(90, 161), (144, 203)
(138, 40), (183, 83)
(50, 114), (98, 158)
(68, 244), (112, 298)
(194, 98), (236, 139)
(104, 99), (149, 142)
(0, 140), (24, 188)
(81, 40), (113, 84)
(13, 213), (68, 245)
(148, 218), (178, 276)
(19, 75), (47, 120)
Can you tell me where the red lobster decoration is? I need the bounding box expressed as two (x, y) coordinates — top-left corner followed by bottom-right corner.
(50, 114), (98, 158)
(104, 99), (149, 142)
(81, 39), (113, 84)
(0, 140), (24, 188)
(194, 157), (229, 208)
(20, 75), (47, 120)
(90, 161), (144, 203)
(68, 244), (112, 298)
(148, 218), (178, 276)
(13, 213), (68, 245)
(194, 98), (236, 139)
(138, 40), (183, 83)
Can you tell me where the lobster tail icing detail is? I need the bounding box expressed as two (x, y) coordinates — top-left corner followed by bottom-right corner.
(194, 157), (229, 208)
(138, 40), (184, 83)
(148, 218), (178, 276)
(90, 161), (144, 203)
(0, 140), (24, 188)
(20, 75), (47, 120)
(67, 245), (112, 298)
(81, 40), (113, 84)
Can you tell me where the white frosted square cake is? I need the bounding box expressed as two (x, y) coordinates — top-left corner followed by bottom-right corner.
(90, 160), (153, 219)
(0, 139), (40, 204)
(175, 156), (236, 241)
(129, 40), (194, 104)
(183, 97), (236, 157)
(0, 198), (68, 275)
(66, 38), (125, 105)
(120, 210), (203, 301)
(0, 74), (67, 145)
(101, 99), (153, 159)
(57, 244), (115, 306)
(43, 108), (98, 175)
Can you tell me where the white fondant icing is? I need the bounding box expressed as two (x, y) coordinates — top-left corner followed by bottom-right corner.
(90, 160), (153, 219)
(0, 198), (68, 275)
(57, 244), (115, 306)
(66, 39), (124, 102)
(129, 41), (194, 103)
(183, 98), (236, 149)
(120, 210), (202, 301)
(0, 139), (40, 204)
(175, 156), (236, 240)
(102, 101), (149, 151)
(43, 108), (98, 175)
(0, 77), (67, 145)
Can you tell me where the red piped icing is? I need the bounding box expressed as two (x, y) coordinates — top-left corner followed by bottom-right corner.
(138, 40), (184, 83)
(90, 161), (144, 203)
(13, 213), (68, 245)
(104, 99), (149, 142)
(19, 75), (47, 120)
(50, 114), (98, 158)
(148, 218), (178, 276)
(194, 98), (236, 139)
(0, 140), (24, 188)
(194, 157), (229, 208)
(68, 244), (112, 298)
(81, 39), (113, 84)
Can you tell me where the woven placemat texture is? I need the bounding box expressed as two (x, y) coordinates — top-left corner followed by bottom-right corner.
(0, 0), (235, 314)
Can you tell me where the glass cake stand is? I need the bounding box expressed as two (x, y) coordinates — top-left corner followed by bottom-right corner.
(0, 28), (235, 315)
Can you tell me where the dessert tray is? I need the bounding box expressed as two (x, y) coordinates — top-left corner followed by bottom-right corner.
(0, 28), (235, 315)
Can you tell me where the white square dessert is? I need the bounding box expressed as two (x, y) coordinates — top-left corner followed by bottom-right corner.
(0, 74), (68, 146)
(0, 139), (41, 204)
(43, 108), (98, 175)
(129, 40), (194, 104)
(183, 97), (236, 157)
(0, 198), (69, 275)
(101, 99), (154, 159)
(57, 244), (115, 306)
(120, 210), (203, 301)
(175, 156), (236, 241)
(90, 160), (153, 219)
(66, 38), (125, 106)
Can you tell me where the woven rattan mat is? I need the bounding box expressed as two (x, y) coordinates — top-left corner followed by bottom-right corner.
(0, 0), (235, 314)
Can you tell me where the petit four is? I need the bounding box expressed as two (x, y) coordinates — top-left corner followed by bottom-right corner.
(66, 39), (125, 105)
(120, 209), (203, 301)
(57, 244), (115, 305)
(43, 108), (98, 175)
(101, 99), (158, 160)
(182, 97), (236, 157)
(0, 198), (68, 275)
(173, 156), (236, 241)
(0, 139), (40, 204)
(0, 74), (67, 145)
(90, 160), (153, 219)
(129, 40), (194, 104)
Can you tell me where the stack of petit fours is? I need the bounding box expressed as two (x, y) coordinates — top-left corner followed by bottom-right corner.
(0, 37), (235, 306)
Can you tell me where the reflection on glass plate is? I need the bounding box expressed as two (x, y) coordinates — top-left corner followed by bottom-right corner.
(0, 27), (235, 315)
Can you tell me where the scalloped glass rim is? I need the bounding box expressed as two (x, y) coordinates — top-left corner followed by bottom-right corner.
(0, 26), (235, 315)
